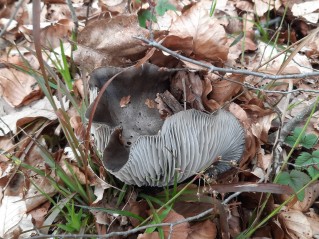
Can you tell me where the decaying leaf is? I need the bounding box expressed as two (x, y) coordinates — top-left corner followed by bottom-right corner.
(278, 182), (319, 212)
(279, 208), (313, 239)
(74, 15), (150, 72)
(138, 210), (190, 239)
(0, 67), (42, 107)
(120, 95), (131, 107)
(145, 98), (157, 109)
(188, 220), (217, 239)
(206, 73), (244, 105)
(0, 96), (69, 136)
(0, 196), (34, 237)
(169, 0), (229, 63)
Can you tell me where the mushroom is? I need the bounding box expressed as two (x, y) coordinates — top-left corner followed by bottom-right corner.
(87, 64), (245, 187)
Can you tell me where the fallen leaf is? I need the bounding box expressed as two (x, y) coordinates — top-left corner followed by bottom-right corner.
(145, 98), (157, 109)
(120, 95), (131, 107)
(169, 0), (228, 63)
(291, 1), (319, 23)
(208, 74), (244, 105)
(0, 67), (42, 107)
(74, 15), (149, 71)
(187, 220), (217, 239)
(279, 208), (313, 239)
(278, 182), (319, 212)
(138, 210), (190, 239)
(0, 96), (69, 136)
(29, 201), (50, 227)
(306, 209), (319, 235)
(252, 0), (281, 17)
(0, 196), (33, 237)
(202, 77), (220, 112)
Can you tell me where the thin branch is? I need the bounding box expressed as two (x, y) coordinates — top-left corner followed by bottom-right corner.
(134, 36), (319, 80)
(28, 208), (214, 239)
(268, 101), (319, 144)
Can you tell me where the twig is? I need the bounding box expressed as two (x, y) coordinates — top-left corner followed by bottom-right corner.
(268, 101), (319, 143)
(134, 36), (319, 80)
(182, 77), (187, 110)
(28, 208), (214, 239)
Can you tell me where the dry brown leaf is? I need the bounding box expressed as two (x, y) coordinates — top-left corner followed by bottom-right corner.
(278, 182), (319, 212)
(41, 3), (71, 22)
(202, 77), (220, 112)
(208, 74), (244, 105)
(0, 67), (42, 107)
(252, 0), (281, 17)
(279, 208), (313, 239)
(305, 209), (319, 235)
(0, 137), (14, 162)
(74, 15), (149, 71)
(70, 116), (86, 141)
(99, 0), (126, 14)
(129, 200), (149, 227)
(120, 95), (131, 108)
(187, 220), (217, 239)
(0, 96), (69, 136)
(0, 196), (34, 237)
(138, 232), (161, 239)
(235, 1), (254, 12)
(20, 19), (74, 49)
(291, 1), (319, 23)
(145, 98), (157, 109)
(251, 113), (276, 143)
(169, 0), (228, 63)
(170, 71), (204, 110)
(29, 201), (50, 227)
(60, 159), (87, 184)
(138, 210), (190, 239)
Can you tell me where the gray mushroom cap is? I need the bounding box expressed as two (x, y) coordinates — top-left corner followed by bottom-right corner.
(87, 64), (245, 187)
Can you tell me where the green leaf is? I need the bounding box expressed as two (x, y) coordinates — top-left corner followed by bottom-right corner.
(296, 151), (319, 179)
(209, 0), (217, 17)
(155, 0), (176, 16)
(230, 32), (244, 47)
(285, 127), (318, 149)
(138, 9), (157, 28)
(302, 134), (318, 149)
(277, 170), (311, 201)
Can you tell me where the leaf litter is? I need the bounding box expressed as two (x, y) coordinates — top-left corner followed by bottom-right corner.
(0, 0), (319, 238)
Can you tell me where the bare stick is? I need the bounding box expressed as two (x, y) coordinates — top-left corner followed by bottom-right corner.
(182, 77), (187, 110)
(134, 36), (319, 80)
(268, 101), (319, 144)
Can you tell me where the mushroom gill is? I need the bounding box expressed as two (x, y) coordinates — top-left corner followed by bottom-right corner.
(86, 63), (245, 187)
(103, 109), (245, 186)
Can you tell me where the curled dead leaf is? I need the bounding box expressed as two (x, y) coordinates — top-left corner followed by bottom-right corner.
(169, 0), (228, 63)
(120, 95), (131, 108)
(138, 210), (190, 239)
(0, 67), (42, 107)
(207, 74), (244, 105)
(188, 220), (217, 239)
(145, 98), (157, 109)
(279, 208), (313, 239)
(74, 15), (149, 71)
